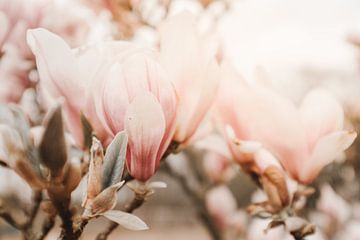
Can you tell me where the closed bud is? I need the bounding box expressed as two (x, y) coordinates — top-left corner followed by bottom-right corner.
(261, 166), (289, 211)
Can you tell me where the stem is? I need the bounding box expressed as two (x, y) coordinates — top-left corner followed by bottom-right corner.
(163, 162), (221, 240)
(36, 215), (56, 240)
(95, 195), (145, 240)
(52, 198), (75, 240)
(23, 190), (42, 229)
(0, 209), (22, 230)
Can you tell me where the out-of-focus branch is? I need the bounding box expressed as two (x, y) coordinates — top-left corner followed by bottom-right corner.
(95, 195), (145, 240)
(163, 161), (221, 240)
(0, 207), (23, 230)
(53, 198), (75, 240)
(36, 215), (56, 240)
(0, 190), (43, 239)
(23, 190), (42, 228)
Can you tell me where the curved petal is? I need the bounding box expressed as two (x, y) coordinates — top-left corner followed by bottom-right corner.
(299, 130), (357, 184)
(159, 12), (219, 143)
(125, 93), (166, 181)
(27, 29), (86, 145)
(174, 60), (220, 143)
(27, 28), (78, 104)
(299, 88), (344, 151)
(215, 62), (308, 177)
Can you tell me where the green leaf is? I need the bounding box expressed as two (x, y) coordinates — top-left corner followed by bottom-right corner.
(101, 131), (128, 189)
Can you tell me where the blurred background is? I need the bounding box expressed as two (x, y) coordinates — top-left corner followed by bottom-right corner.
(1, 0), (360, 239)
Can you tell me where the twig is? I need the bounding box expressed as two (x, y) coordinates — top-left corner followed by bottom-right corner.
(51, 198), (75, 240)
(0, 209), (22, 230)
(36, 215), (56, 240)
(23, 190), (42, 229)
(95, 195), (145, 240)
(163, 161), (221, 240)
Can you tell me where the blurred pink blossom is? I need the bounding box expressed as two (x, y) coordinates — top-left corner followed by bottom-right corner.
(215, 62), (356, 184)
(205, 185), (237, 230)
(159, 12), (220, 146)
(0, 0), (111, 103)
(317, 184), (351, 224)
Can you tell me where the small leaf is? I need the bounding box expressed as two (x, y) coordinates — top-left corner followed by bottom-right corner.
(102, 131), (128, 189)
(39, 105), (67, 176)
(89, 182), (124, 215)
(81, 113), (93, 149)
(102, 210), (149, 231)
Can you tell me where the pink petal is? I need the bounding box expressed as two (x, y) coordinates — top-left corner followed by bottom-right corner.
(299, 130), (357, 184)
(27, 28), (78, 104)
(125, 92), (166, 181)
(159, 12), (219, 143)
(299, 88), (344, 151)
(0, 12), (9, 48)
(27, 29), (85, 144)
(216, 62), (308, 177)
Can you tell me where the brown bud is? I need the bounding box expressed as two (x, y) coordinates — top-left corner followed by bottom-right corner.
(87, 137), (104, 200)
(64, 162), (82, 194)
(39, 105), (67, 178)
(261, 165), (289, 211)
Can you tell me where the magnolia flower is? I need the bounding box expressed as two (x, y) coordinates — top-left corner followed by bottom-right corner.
(0, 0), (112, 103)
(28, 28), (177, 181)
(317, 184), (351, 224)
(215, 62), (356, 184)
(159, 12), (220, 145)
(195, 134), (236, 183)
(205, 185), (237, 230)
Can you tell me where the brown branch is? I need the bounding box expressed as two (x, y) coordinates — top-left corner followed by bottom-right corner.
(36, 215), (56, 240)
(53, 198), (75, 240)
(95, 195), (145, 240)
(23, 190), (42, 229)
(0, 208), (22, 230)
(163, 161), (221, 240)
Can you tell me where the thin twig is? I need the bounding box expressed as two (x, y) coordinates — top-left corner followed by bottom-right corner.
(51, 197), (75, 240)
(36, 215), (56, 240)
(0, 209), (22, 230)
(23, 190), (42, 229)
(163, 161), (221, 240)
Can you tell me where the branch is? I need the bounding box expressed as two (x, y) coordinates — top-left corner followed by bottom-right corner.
(0, 208), (22, 230)
(23, 190), (42, 229)
(36, 215), (56, 240)
(53, 198), (75, 240)
(163, 161), (221, 240)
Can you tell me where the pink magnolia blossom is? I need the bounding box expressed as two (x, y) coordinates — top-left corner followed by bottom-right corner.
(159, 12), (220, 145)
(195, 134), (236, 183)
(0, 0), (111, 103)
(205, 185), (237, 230)
(215, 62), (356, 184)
(28, 28), (177, 181)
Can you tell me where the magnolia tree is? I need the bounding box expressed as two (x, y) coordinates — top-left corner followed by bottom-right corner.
(0, 0), (359, 240)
